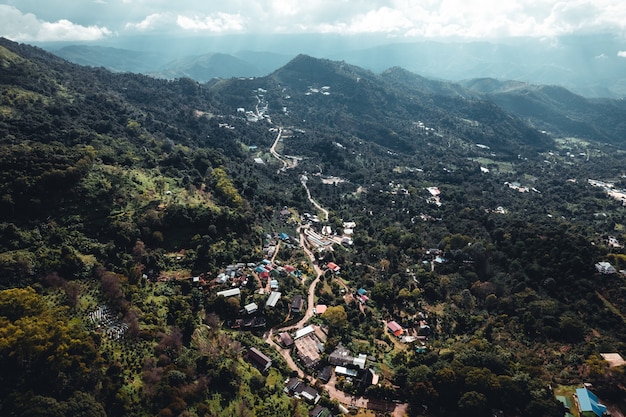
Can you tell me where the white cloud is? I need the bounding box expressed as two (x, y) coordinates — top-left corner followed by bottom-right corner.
(176, 13), (246, 32)
(3, 1), (626, 40)
(618, 51), (626, 58)
(0, 5), (111, 41)
(125, 13), (171, 31)
(321, 7), (415, 34)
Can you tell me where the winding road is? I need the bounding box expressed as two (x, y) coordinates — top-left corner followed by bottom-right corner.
(264, 125), (407, 416)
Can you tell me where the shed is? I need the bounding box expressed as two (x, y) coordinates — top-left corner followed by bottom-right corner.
(266, 291), (281, 308)
(217, 288), (241, 298)
(244, 302), (258, 314)
(247, 347), (272, 372)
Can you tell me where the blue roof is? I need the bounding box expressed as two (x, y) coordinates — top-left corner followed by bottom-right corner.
(255, 266), (265, 273)
(576, 388), (607, 417)
(357, 288), (367, 295)
(279, 233), (289, 239)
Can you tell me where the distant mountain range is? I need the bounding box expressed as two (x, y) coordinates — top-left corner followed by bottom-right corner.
(47, 34), (626, 98)
(53, 45), (292, 82)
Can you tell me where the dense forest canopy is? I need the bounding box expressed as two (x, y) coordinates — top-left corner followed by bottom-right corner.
(2, 36), (626, 417)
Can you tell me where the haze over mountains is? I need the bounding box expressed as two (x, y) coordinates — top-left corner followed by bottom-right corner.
(47, 34), (626, 98)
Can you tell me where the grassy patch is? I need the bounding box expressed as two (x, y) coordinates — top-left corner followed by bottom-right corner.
(596, 291), (626, 323)
(469, 157), (514, 173)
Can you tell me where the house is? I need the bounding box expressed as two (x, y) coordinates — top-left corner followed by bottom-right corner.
(266, 291), (281, 308)
(387, 321), (404, 337)
(357, 288), (367, 296)
(600, 352), (626, 367)
(326, 262), (340, 273)
(279, 332), (294, 348)
(279, 232), (290, 241)
(284, 377), (320, 404)
(216, 288), (241, 298)
(314, 304), (327, 315)
(575, 387), (607, 417)
(335, 366), (358, 377)
(244, 302), (258, 314)
(309, 405), (333, 417)
(353, 353), (367, 370)
(596, 262), (616, 274)
(294, 333), (323, 369)
(270, 279), (279, 290)
(294, 325), (315, 340)
(317, 365), (332, 383)
(329, 345), (354, 367)
(291, 295), (303, 313)
(359, 368), (380, 387)
(247, 347), (272, 372)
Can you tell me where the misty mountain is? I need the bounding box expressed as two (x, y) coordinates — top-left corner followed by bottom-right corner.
(52, 44), (294, 81)
(45, 33), (626, 98)
(53, 45), (170, 73)
(460, 78), (626, 144)
(327, 34), (626, 99)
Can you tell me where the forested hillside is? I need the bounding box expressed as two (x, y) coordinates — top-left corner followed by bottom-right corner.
(2, 37), (626, 417)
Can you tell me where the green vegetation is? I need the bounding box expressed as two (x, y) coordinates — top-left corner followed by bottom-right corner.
(2, 37), (626, 417)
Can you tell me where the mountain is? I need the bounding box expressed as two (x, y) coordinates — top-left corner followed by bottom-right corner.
(52, 44), (294, 80)
(53, 44), (171, 73)
(460, 78), (626, 143)
(261, 54), (552, 154)
(5, 37), (626, 417)
(327, 34), (626, 98)
(44, 33), (626, 98)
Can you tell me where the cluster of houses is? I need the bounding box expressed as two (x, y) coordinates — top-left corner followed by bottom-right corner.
(244, 338), (335, 416)
(208, 257), (307, 331)
(88, 305), (128, 340)
(589, 178), (626, 206)
(301, 221), (356, 251)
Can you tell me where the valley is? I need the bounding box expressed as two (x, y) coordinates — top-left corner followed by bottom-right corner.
(2, 36), (626, 417)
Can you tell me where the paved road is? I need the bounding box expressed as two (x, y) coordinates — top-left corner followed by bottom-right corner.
(263, 125), (407, 416)
(301, 179), (329, 222)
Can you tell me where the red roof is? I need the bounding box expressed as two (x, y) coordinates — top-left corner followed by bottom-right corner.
(260, 271), (270, 279)
(285, 265), (296, 273)
(327, 262), (340, 271)
(387, 321), (404, 337)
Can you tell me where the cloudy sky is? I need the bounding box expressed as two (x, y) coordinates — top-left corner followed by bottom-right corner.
(1, 0), (625, 43)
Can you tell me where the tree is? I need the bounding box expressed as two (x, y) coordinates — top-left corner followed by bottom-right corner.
(458, 391), (488, 416)
(322, 305), (348, 332)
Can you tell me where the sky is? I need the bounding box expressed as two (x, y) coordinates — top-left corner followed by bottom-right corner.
(1, 0), (626, 45)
